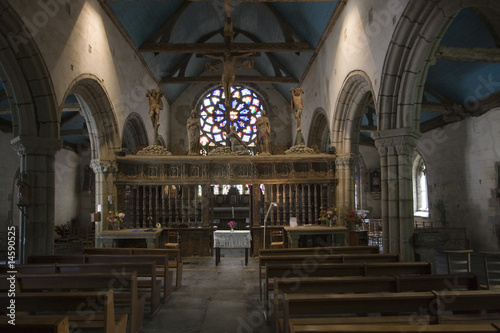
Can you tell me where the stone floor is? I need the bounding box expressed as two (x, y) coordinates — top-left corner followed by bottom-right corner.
(141, 249), (273, 333)
(137, 248), (490, 333)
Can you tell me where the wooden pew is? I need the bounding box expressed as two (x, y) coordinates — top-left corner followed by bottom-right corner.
(273, 274), (479, 331)
(83, 247), (183, 290)
(0, 290), (127, 333)
(0, 263), (57, 274)
(85, 254), (173, 303)
(282, 290), (500, 333)
(0, 315), (69, 333)
(27, 253), (173, 303)
(258, 253), (401, 301)
(264, 261), (432, 303)
(259, 245), (381, 256)
(12, 272), (145, 333)
(288, 322), (500, 333)
(27, 254), (86, 264)
(56, 262), (161, 318)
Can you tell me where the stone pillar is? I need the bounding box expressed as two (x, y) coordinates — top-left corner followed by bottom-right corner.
(11, 136), (62, 262)
(335, 153), (356, 217)
(201, 184), (213, 228)
(90, 159), (118, 244)
(372, 128), (420, 260)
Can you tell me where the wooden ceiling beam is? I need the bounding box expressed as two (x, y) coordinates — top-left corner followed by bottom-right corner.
(160, 75), (298, 84)
(140, 42), (314, 53)
(435, 46), (500, 62)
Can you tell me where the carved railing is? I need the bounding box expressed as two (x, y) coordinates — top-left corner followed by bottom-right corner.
(115, 154), (336, 229)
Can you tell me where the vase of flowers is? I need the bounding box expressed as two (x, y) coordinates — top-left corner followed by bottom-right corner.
(228, 220), (235, 232)
(318, 206), (338, 227)
(345, 210), (365, 231)
(107, 211), (125, 230)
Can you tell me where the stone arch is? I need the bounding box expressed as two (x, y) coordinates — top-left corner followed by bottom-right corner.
(307, 108), (330, 152)
(122, 112), (149, 154)
(64, 74), (120, 161)
(331, 70), (375, 215)
(0, 2), (58, 138)
(332, 70), (375, 155)
(0, 2), (61, 261)
(378, 0), (500, 131)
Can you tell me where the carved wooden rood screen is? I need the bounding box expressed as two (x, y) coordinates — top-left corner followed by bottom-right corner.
(115, 155), (336, 255)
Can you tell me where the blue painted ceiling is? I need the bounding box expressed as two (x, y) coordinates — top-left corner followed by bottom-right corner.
(1, 3), (499, 148)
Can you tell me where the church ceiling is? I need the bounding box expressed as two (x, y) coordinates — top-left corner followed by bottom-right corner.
(101, 0), (341, 104)
(0, 2), (499, 149)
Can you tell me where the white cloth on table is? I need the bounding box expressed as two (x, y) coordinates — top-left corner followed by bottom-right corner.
(214, 230), (252, 248)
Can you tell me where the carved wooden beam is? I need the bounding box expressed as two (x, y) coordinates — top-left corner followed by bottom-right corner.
(160, 75), (298, 84)
(140, 42), (314, 54)
(435, 46), (500, 62)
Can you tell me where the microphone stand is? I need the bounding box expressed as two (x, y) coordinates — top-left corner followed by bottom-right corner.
(262, 202), (277, 249)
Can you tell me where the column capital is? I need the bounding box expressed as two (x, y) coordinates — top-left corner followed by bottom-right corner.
(11, 136), (62, 156)
(90, 159), (118, 174)
(335, 153), (357, 166)
(371, 127), (421, 156)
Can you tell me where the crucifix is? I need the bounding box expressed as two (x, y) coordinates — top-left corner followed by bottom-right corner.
(201, 1), (255, 144)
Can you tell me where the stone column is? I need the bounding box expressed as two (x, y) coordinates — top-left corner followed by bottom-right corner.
(11, 136), (61, 262)
(372, 128), (420, 260)
(335, 153), (356, 217)
(90, 159), (118, 245)
(201, 184), (213, 228)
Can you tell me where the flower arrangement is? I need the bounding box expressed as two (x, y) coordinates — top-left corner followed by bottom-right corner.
(107, 211), (125, 229)
(55, 223), (71, 238)
(228, 220), (235, 230)
(318, 206), (338, 226)
(345, 210), (366, 230)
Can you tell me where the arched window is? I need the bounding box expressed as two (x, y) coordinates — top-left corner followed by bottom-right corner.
(413, 154), (429, 217)
(198, 86), (265, 149)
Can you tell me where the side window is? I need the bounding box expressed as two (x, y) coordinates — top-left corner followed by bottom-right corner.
(413, 155), (429, 217)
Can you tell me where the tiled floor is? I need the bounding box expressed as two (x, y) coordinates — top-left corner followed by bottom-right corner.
(142, 249), (273, 333)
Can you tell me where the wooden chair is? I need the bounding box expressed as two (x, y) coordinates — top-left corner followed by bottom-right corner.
(481, 252), (500, 289)
(164, 230), (180, 249)
(444, 249), (473, 274)
(269, 230), (284, 249)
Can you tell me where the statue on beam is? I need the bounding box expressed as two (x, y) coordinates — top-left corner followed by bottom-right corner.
(146, 88), (164, 145)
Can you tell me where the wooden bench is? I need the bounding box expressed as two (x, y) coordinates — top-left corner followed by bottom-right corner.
(12, 272), (145, 333)
(258, 253), (401, 301)
(264, 261), (432, 303)
(27, 253), (173, 303)
(282, 290), (500, 333)
(85, 254), (173, 303)
(27, 254), (86, 264)
(0, 315), (69, 333)
(83, 247), (183, 290)
(55, 262), (162, 318)
(289, 322), (500, 332)
(273, 273), (479, 331)
(0, 290), (127, 333)
(259, 245), (381, 256)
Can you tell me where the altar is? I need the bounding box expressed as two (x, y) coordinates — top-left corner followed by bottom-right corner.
(283, 225), (347, 248)
(98, 228), (163, 248)
(213, 230), (252, 266)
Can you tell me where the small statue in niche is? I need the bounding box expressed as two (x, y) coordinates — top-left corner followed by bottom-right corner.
(186, 110), (201, 155)
(290, 87), (304, 131)
(256, 110), (271, 155)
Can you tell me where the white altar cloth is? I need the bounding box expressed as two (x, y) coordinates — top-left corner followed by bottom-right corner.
(213, 230), (252, 248)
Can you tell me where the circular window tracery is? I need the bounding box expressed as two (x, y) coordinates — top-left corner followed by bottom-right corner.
(198, 86), (265, 149)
